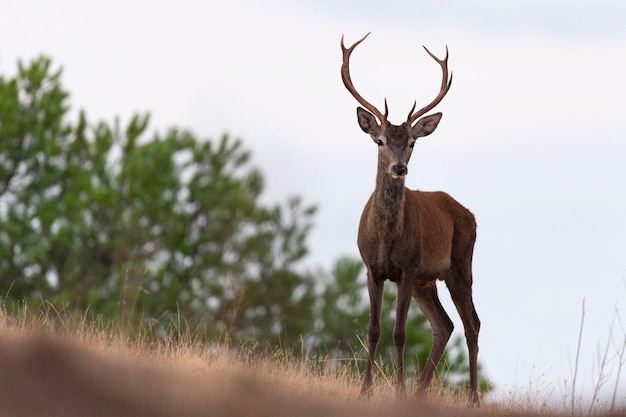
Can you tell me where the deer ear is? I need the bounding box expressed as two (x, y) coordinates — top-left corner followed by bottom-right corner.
(357, 107), (381, 137)
(411, 112), (442, 139)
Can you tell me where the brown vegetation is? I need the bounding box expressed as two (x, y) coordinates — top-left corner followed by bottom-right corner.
(0, 329), (441, 417)
(0, 308), (624, 417)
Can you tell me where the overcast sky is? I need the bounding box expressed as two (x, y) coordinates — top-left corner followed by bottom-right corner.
(2, 0), (625, 406)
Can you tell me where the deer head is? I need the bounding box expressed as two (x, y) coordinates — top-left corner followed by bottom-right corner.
(341, 33), (452, 180)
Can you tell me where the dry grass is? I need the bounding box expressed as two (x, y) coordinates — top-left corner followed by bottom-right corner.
(0, 304), (625, 417)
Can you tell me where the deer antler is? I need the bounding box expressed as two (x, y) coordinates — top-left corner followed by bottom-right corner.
(341, 33), (388, 125)
(406, 46), (453, 125)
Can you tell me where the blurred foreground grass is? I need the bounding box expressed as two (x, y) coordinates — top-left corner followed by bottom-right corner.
(0, 302), (624, 417)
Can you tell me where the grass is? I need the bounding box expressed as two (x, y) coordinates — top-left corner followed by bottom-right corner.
(1, 303), (625, 417)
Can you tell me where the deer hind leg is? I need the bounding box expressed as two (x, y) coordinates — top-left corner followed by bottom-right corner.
(360, 273), (384, 398)
(446, 269), (481, 406)
(413, 282), (454, 396)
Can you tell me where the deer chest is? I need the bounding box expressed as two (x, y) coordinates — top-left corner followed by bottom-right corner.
(358, 233), (413, 281)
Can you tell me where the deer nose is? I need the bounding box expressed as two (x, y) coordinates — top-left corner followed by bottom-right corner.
(392, 165), (407, 176)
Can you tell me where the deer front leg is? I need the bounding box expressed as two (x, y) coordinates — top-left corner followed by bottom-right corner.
(393, 275), (415, 396)
(360, 273), (384, 398)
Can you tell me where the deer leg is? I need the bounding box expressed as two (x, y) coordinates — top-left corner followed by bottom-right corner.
(393, 276), (415, 396)
(446, 272), (481, 406)
(413, 282), (454, 397)
(360, 273), (384, 398)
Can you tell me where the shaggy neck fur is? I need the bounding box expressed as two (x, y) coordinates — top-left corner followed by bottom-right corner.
(372, 169), (405, 232)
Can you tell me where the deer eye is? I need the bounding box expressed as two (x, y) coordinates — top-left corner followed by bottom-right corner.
(376, 139), (383, 147)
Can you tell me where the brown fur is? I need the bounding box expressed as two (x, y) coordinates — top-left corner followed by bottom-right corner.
(341, 34), (480, 405)
(357, 116), (480, 406)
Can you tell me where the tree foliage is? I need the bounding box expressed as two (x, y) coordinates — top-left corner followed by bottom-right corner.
(0, 56), (316, 347)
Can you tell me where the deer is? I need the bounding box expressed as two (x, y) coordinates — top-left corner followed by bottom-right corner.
(340, 33), (481, 406)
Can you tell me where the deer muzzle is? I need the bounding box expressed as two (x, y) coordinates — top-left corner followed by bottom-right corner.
(391, 164), (408, 178)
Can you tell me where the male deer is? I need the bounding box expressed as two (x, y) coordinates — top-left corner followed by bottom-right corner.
(341, 33), (480, 405)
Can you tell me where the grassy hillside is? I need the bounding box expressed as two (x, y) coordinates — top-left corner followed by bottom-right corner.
(0, 305), (623, 417)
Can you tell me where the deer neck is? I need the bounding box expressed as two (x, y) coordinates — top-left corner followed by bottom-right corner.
(371, 169), (405, 230)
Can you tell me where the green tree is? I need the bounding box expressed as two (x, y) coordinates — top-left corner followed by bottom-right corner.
(0, 56), (316, 348)
(315, 256), (490, 392)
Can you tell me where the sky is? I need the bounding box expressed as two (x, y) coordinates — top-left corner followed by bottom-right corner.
(1, 0), (626, 406)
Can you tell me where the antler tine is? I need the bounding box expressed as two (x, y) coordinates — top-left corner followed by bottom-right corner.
(406, 100), (417, 122)
(341, 33), (388, 124)
(407, 45), (453, 125)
